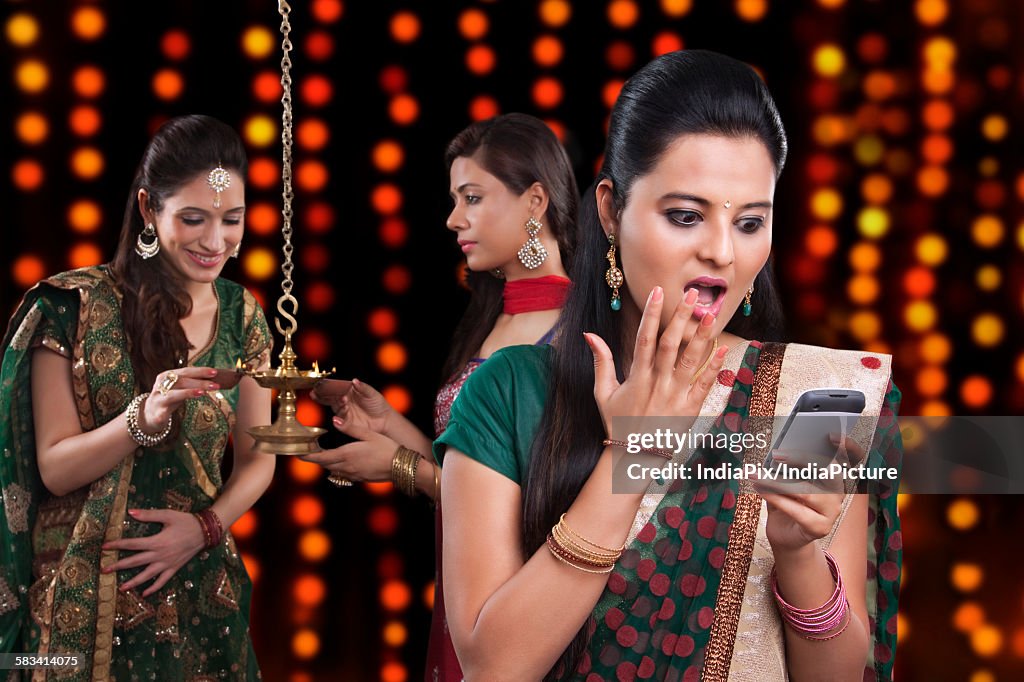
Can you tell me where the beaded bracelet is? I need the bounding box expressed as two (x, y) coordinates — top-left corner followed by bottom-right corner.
(125, 393), (174, 447)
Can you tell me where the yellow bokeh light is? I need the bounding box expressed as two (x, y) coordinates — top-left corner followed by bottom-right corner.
(849, 242), (881, 272)
(292, 629), (320, 660)
(6, 13), (39, 46)
(661, 0), (693, 16)
(812, 44), (845, 77)
(919, 333), (951, 364)
(970, 671), (996, 682)
(244, 115), (277, 147)
(947, 498), (979, 530)
(299, 529), (331, 561)
(539, 0), (572, 27)
(854, 135), (885, 166)
(857, 207), (890, 239)
(975, 265), (1001, 291)
(915, 234), (947, 265)
(242, 26), (275, 58)
(972, 625), (1003, 657)
(972, 215), (1004, 248)
(810, 188), (842, 221)
(971, 313), (1003, 347)
(923, 36), (956, 65)
(904, 301), (937, 332)
(916, 0), (948, 25)
(981, 115), (1008, 141)
(848, 311), (881, 342)
(847, 275), (879, 305)
(951, 563), (983, 592)
(16, 59), (49, 92)
(243, 247), (278, 280)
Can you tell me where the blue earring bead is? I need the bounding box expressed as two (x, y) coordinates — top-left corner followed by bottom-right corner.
(611, 296), (622, 311)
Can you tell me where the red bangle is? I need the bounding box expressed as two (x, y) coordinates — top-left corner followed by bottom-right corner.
(194, 508), (224, 548)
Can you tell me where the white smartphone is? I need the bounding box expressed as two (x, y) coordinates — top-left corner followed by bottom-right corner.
(763, 388), (866, 470)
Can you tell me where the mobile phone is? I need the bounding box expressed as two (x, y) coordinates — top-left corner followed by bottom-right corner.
(763, 389), (866, 469)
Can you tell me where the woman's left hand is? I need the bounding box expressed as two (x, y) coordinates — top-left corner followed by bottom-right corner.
(102, 508), (207, 597)
(754, 433), (865, 554)
(300, 418), (399, 483)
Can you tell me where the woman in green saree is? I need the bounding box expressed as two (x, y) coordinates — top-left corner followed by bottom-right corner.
(435, 51), (901, 681)
(0, 115), (275, 680)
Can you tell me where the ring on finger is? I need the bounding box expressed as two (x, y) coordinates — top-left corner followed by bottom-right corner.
(159, 371), (179, 396)
(685, 337), (719, 385)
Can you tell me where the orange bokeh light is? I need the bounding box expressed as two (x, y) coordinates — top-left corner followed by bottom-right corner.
(71, 6), (105, 40)
(12, 255), (46, 287)
(305, 30), (334, 61)
(960, 376), (992, 408)
(378, 219), (408, 249)
(466, 44), (496, 75)
(380, 580), (412, 611)
(298, 329), (330, 360)
(69, 105), (101, 137)
(921, 134), (952, 164)
(152, 69), (184, 100)
(289, 457), (322, 484)
(16, 112), (47, 144)
(296, 161), (329, 192)
(231, 510), (258, 540)
(13, 159), (44, 191)
(602, 80), (624, 109)
(372, 184), (403, 215)
(469, 95), (499, 121)
(249, 158), (278, 190)
(805, 226), (838, 258)
(381, 663), (407, 682)
(291, 495), (325, 527)
(294, 575), (327, 607)
(253, 71), (283, 103)
(459, 8), (489, 39)
(379, 65), (407, 94)
(312, 0), (344, 23)
(382, 265), (411, 294)
(373, 141), (404, 173)
(652, 32), (684, 56)
(306, 282), (335, 313)
(301, 75), (333, 107)
(299, 530), (332, 561)
(390, 94), (419, 125)
(532, 35), (563, 66)
(903, 266), (936, 298)
(608, 0), (640, 28)
(922, 99), (953, 130)
(292, 630), (320, 660)
(368, 505), (399, 535)
(377, 342), (408, 373)
(532, 77), (563, 109)
(242, 553), (261, 583)
(305, 202), (335, 233)
(735, 0), (768, 21)
(69, 243), (103, 269)
(68, 200), (102, 233)
(917, 166), (949, 196)
(297, 119), (330, 151)
(296, 398), (323, 427)
(390, 11), (420, 43)
(247, 202), (279, 236)
(71, 148), (104, 179)
(539, 0), (572, 27)
(72, 66), (105, 98)
(382, 385), (412, 414)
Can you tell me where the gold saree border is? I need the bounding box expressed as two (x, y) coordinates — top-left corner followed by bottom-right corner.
(92, 456), (133, 681)
(702, 342), (785, 682)
(184, 440), (219, 499)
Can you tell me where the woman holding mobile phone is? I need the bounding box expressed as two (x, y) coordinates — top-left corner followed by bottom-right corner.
(436, 50), (901, 681)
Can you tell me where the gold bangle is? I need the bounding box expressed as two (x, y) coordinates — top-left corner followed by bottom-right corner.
(391, 446), (421, 497)
(546, 537), (616, 574)
(558, 513), (625, 554)
(551, 524), (620, 566)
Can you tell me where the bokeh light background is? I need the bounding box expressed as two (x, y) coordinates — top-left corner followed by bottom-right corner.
(3, 1), (1023, 680)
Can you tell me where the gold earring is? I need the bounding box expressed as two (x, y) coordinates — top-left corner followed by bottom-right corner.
(743, 285), (753, 317)
(605, 234), (623, 311)
(232, 242), (241, 259)
(136, 222), (160, 259)
(518, 216), (548, 270)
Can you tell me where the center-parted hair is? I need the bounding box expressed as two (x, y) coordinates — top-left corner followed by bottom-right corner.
(521, 50), (789, 679)
(440, 113), (579, 383)
(110, 114), (248, 390)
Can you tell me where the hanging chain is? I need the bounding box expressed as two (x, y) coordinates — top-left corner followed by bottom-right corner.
(275, 0), (299, 338)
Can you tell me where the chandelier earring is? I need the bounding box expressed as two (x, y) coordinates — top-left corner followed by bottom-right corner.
(136, 222), (160, 259)
(517, 216), (548, 270)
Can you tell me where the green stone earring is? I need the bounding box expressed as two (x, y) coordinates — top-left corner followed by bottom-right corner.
(605, 234), (623, 311)
(743, 285), (753, 317)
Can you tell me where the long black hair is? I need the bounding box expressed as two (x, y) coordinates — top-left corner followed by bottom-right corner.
(109, 115), (247, 390)
(440, 113), (579, 382)
(522, 50), (789, 678)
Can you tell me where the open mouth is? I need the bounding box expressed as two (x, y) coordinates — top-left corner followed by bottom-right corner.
(683, 277), (728, 320)
(186, 250), (223, 267)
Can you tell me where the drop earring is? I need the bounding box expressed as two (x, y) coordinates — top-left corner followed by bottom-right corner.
(232, 242), (241, 258)
(743, 285), (753, 317)
(136, 222), (160, 259)
(605, 234), (623, 311)
(517, 216), (548, 270)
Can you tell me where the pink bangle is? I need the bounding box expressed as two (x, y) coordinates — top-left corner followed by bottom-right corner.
(771, 550), (849, 637)
(194, 508), (224, 549)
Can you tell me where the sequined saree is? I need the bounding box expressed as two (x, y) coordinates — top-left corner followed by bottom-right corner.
(0, 266), (271, 681)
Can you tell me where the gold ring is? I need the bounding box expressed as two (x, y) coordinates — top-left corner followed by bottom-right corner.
(327, 473), (353, 488)
(159, 371), (179, 396)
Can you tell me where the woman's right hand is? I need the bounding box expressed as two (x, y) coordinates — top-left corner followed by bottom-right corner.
(141, 367), (220, 431)
(311, 378), (393, 436)
(584, 286), (728, 437)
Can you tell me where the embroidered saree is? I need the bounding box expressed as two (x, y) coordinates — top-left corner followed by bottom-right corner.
(0, 265), (272, 681)
(434, 341), (902, 681)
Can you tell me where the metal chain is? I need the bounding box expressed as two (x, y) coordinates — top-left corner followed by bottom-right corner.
(276, 0), (299, 337)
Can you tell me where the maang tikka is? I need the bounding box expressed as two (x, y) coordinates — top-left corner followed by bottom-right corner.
(517, 216), (548, 270)
(207, 163), (231, 209)
(605, 234), (623, 311)
(136, 222), (160, 259)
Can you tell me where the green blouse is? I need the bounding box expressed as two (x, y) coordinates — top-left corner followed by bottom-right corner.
(433, 344), (551, 483)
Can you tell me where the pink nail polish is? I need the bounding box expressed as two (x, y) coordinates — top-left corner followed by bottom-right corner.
(651, 286), (663, 303)
(684, 288), (698, 305)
